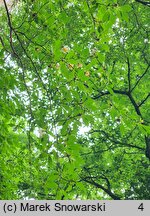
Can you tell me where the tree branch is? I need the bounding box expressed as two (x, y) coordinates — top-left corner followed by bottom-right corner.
(3, 0), (51, 101)
(0, 36), (10, 54)
(138, 93), (150, 107)
(135, 0), (150, 7)
(82, 177), (121, 200)
(145, 136), (150, 160)
(3, 0), (17, 55)
(128, 93), (142, 116)
(92, 89), (128, 99)
(131, 65), (150, 92)
(127, 57), (131, 92)
(89, 130), (145, 151)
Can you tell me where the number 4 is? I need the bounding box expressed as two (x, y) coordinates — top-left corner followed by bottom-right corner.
(138, 203), (144, 211)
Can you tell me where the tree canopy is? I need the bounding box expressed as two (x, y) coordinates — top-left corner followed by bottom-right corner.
(0, 0), (150, 200)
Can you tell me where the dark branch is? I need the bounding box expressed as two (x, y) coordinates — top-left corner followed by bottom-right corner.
(135, 0), (150, 6)
(3, 0), (50, 100)
(131, 65), (150, 92)
(89, 130), (145, 151)
(82, 177), (121, 200)
(0, 36), (10, 54)
(3, 0), (12, 28)
(128, 94), (142, 116)
(139, 93), (150, 107)
(145, 136), (150, 160)
(92, 89), (128, 99)
(92, 91), (110, 99)
(3, 0), (17, 55)
(0, 36), (5, 47)
(127, 57), (131, 92)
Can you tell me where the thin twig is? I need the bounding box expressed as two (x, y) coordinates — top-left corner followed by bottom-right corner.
(138, 93), (150, 107)
(131, 65), (150, 92)
(135, 0), (150, 7)
(127, 57), (131, 92)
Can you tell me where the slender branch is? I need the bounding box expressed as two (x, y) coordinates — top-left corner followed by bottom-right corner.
(92, 91), (109, 99)
(3, 0), (51, 101)
(0, 36), (5, 47)
(135, 0), (150, 6)
(80, 145), (115, 156)
(89, 130), (145, 151)
(12, 30), (53, 104)
(3, 0), (12, 27)
(82, 177), (121, 200)
(3, 0), (17, 55)
(138, 93), (150, 107)
(127, 57), (131, 92)
(0, 36), (10, 54)
(15, 30), (50, 51)
(92, 89), (128, 99)
(131, 65), (150, 92)
(104, 176), (111, 191)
